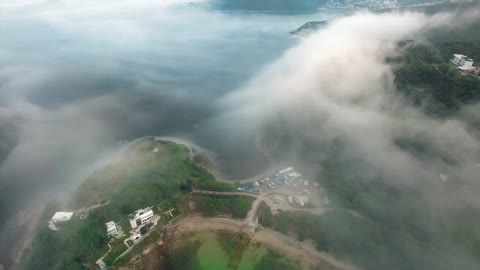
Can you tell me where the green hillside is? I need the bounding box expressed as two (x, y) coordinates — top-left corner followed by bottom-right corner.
(18, 138), (230, 270)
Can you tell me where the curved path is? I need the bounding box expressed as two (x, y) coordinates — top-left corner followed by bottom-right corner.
(173, 216), (359, 270)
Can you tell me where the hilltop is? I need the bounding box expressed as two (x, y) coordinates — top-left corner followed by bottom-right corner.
(17, 138), (232, 270)
(290, 21), (328, 36)
(18, 138), (346, 270)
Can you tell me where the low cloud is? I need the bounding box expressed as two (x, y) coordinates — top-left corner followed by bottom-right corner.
(220, 9), (480, 206)
(1, 0), (480, 268)
(0, 1), (329, 266)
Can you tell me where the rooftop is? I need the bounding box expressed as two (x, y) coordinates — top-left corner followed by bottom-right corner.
(129, 207), (153, 219)
(106, 221), (116, 230)
(454, 54), (473, 62)
(52, 212), (73, 220)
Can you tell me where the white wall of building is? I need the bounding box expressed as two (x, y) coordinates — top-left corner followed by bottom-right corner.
(51, 212), (73, 223)
(106, 221), (118, 237)
(129, 207), (154, 229)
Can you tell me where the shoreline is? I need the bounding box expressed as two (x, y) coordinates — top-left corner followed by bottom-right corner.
(140, 136), (280, 184)
(155, 136), (276, 184)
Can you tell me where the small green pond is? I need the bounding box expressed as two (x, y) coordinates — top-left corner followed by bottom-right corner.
(167, 231), (300, 270)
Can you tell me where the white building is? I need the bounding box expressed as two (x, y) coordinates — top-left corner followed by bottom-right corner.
(289, 172), (302, 178)
(129, 207), (154, 229)
(279, 167), (294, 174)
(451, 54), (475, 71)
(106, 221), (119, 237)
(51, 212), (73, 223)
(96, 259), (106, 270)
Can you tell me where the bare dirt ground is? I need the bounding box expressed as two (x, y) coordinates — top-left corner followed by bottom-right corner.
(117, 215), (359, 270)
(116, 228), (175, 270)
(175, 215), (244, 234)
(253, 227), (359, 270)
(173, 215), (359, 270)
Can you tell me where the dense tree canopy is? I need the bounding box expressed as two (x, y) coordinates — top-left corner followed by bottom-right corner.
(394, 42), (480, 115)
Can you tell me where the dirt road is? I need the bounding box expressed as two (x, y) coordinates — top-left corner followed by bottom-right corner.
(173, 216), (359, 270)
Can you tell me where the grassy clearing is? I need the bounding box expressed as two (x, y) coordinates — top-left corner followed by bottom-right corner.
(192, 194), (254, 219)
(104, 239), (128, 266)
(227, 232), (252, 269)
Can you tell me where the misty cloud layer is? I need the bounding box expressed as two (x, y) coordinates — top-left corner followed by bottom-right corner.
(221, 9), (480, 205)
(0, 1), (340, 266)
(1, 0), (480, 268)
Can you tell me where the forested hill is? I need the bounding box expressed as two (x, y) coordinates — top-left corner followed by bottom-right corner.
(393, 41), (480, 115)
(18, 138), (232, 270)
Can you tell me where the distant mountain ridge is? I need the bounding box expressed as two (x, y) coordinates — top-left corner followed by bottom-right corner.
(290, 0), (480, 38)
(290, 21), (328, 36)
(212, 0), (327, 12)
(212, 0), (443, 12)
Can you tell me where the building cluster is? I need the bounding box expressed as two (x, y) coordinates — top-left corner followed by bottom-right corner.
(451, 53), (480, 76)
(96, 207), (158, 270)
(238, 166), (324, 208)
(102, 207), (156, 243)
(47, 205), (158, 247)
(238, 167), (301, 192)
(451, 54), (475, 71)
